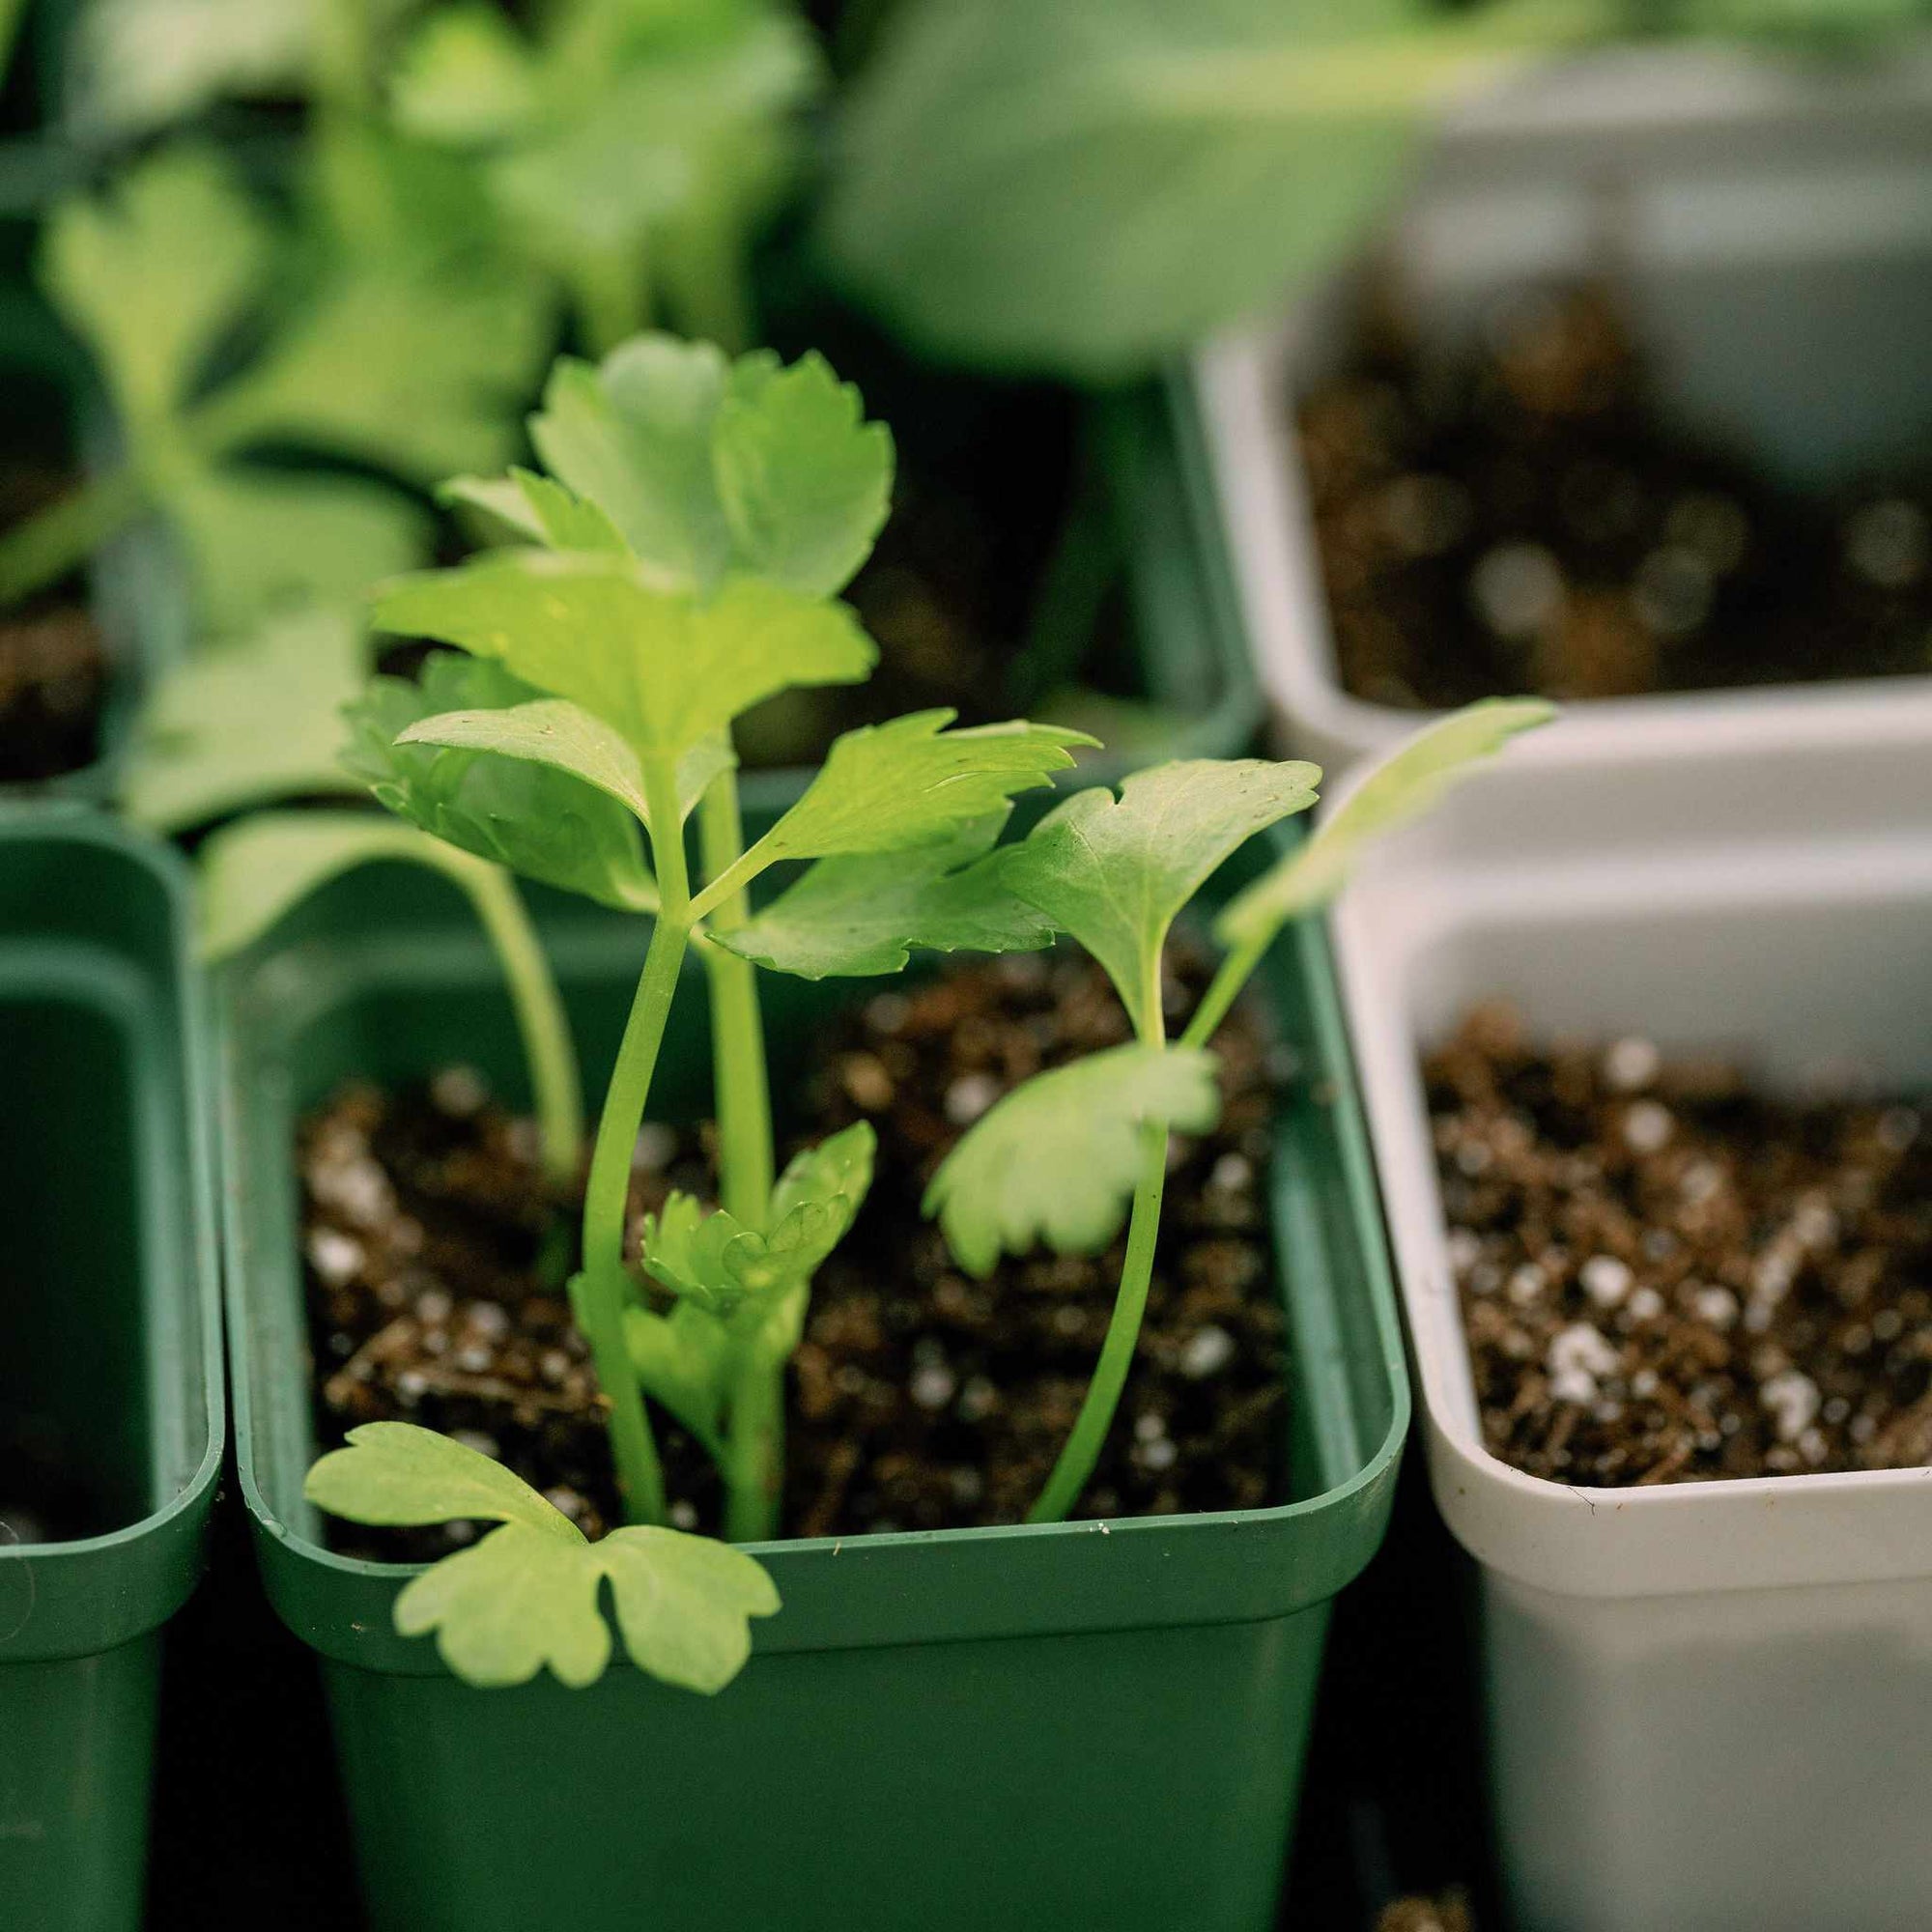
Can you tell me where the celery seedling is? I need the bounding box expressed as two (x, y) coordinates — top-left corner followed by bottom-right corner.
(305, 334), (1094, 1687)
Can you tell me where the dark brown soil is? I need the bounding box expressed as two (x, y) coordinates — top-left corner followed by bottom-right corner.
(302, 949), (1290, 1559)
(1378, 1893), (1476, 1932)
(1300, 281), (1932, 706)
(0, 461), (110, 784)
(1431, 1005), (1932, 1486)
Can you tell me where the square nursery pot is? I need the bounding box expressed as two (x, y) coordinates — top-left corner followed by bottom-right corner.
(736, 374), (1264, 837)
(218, 847), (1406, 1932)
(0, 809), (222, 1931)
(1194, 40), (1932, 779)
(1330, 734), (1932, 1932)
(0, 290), (185, 803)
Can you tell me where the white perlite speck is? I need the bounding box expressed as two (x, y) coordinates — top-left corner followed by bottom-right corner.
(944, 1072), (1002, 1126)
(1760, 1370), (1821, 1443)
(1622, 1100), (1673, 1154)
(1627, 1286), (1665, 1322)
(1602, 1037), (1661, 1093)
(1579, 1255), (1633, 1309)
(1691, 1286), (1740, 1331)
(1548, 1323), (1621, 1405)
(305, 1227), (363, 1286)
(1179, 1325), (1236, 1378)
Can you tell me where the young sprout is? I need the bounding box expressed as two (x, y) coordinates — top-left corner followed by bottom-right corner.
(925, 696), (1553, 1520)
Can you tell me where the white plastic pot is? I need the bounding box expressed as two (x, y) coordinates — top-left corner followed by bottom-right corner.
(1329, 723), (1932, 1932)
(1195, 40), (1932, 777)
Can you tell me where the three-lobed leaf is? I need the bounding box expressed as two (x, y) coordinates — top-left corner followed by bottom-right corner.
(42, 143), (269, 425)
(1216, 697), (1552, 947)
(343, 654), (659, 911)
(1003, 758), (1320, 1035)
(305, 1422), (779, 1691)
(923, 1043), (1221, 1277)
(720, 813), (1057, 980)
(372, 553), (876, 759)
(121, 602), (371, 834)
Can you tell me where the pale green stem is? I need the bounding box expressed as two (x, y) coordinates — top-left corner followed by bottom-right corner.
(1028, 1116), (1170, 1524)
(695, 769), (787, 1543)
(1180, 931), (1268, 1053)
(575, 756), (693, 1527)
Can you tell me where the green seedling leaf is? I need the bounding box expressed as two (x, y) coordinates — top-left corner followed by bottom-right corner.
(639, 1122), (876, 1315)
(1004, 758), (1321, 1034)
(306, 1421), (779, 1690)
(121, 602), (370, 834)
(344, 655), (659, 911)
(196, 810), (499, 961)
(625, 1300), (733, 1448)
(371, 554), (875, 757)
(924, 1044), (1220, 1277)
(747, 709), (1096, 866)
(305, 1419), (575, 1536)
(721, 813), (1057, 979)
(398, 698), (656, 827)
(440, 469), (630, 554)
(166, 461), (432, 637)
(713, 349), (897, 596)
(1217, 697), (1553, 947)
(42, 143), (270, 424)
(527, 338), (892, 595)
(821, 0), (1462, 375)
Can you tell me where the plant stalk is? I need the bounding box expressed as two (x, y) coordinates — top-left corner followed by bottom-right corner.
(1180, 930), (1267, 1052)
(696, 768), (787, 1541)
(1028, 1116), (1170, 1523)
(575, 756), (695, 1527)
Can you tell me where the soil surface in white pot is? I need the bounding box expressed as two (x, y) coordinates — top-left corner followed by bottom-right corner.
(1297, 282), (1931, 707)
(1431, 1004), (1932, 1487)
(0, 440), (109, 784)
(299, 947), (1291, 1559)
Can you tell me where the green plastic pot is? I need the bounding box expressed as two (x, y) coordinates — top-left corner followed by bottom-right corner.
(737, 370), (1263, 835)
(219, 839), (1407, 1932)
(0, 808), (222, 1931)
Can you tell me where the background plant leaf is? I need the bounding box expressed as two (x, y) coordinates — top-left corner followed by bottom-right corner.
(70, 0), (319, 137)
(821, 0), (1494, 376)
(1004, 758), (1320, 1033)
(42, 143), (270, 424)
(196, 810), (499, 961)
(344, 654), (659, 910)
(121, 602), (370, 833)
(1216, 696), (1552, 946)
(923, 1043), (1221, 1277)
(720, 814), (1056, 979)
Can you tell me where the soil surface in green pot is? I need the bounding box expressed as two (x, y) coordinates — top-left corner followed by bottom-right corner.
(1299, 281), (1932, 707)
(298, 946), (1291, 1556)
(1431, 1003), (1932, 1487)
(0, 382), (109, 783)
